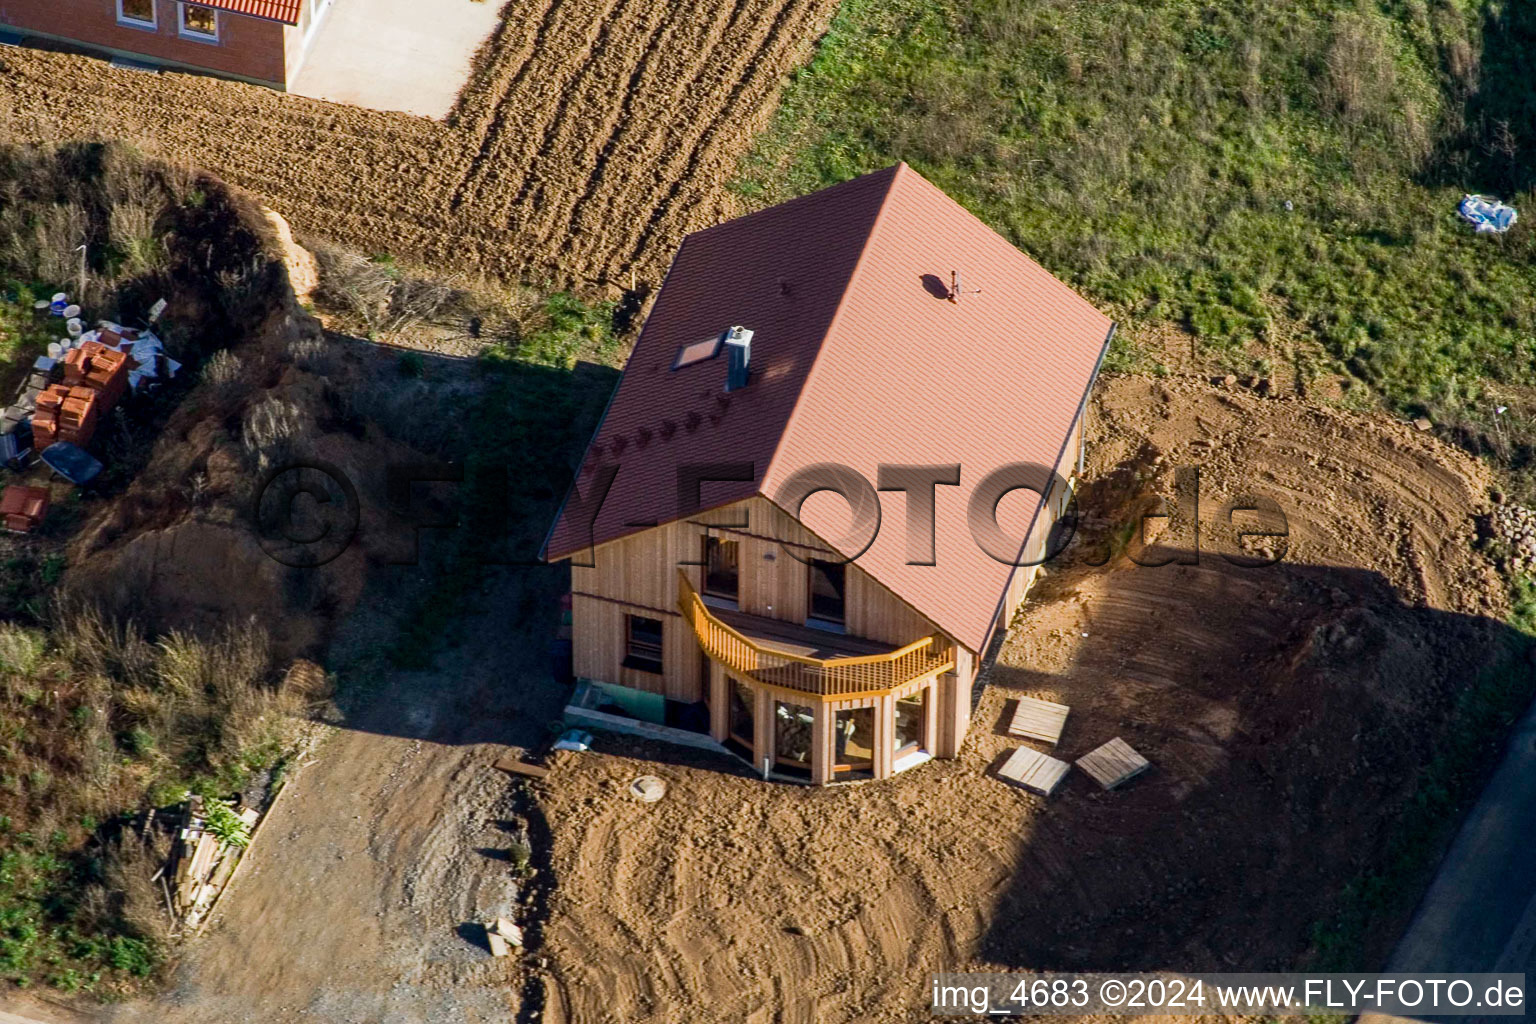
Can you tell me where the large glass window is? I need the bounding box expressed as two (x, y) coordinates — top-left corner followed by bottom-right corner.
(117, 0), (156, 27)
(728, 680), (754, 748)
(894, 688), (928, 755)
(702, 536), (739, 603)
(774, 700), (814, 772)
(807, 558), (846, 625)
(835, 707), (875, 776)
(623, 615), (664, 674)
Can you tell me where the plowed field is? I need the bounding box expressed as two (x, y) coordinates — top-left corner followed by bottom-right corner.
(0, 0), (837, 287)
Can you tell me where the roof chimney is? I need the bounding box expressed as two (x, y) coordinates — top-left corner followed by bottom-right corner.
(723, 325), (753, 391)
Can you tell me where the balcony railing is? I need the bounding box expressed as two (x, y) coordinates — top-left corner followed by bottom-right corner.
(677, 571), (954, 698)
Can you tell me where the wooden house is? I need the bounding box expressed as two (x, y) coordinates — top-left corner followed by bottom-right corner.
(543, 164), (1114, 784)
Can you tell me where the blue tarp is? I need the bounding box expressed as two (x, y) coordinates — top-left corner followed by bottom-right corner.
(1458, 194), (1519, 234)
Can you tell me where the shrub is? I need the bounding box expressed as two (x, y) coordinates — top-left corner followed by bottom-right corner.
(396, 350), (424, 378)
(202, 798), (251, 850)
(240, 396), (303, 470)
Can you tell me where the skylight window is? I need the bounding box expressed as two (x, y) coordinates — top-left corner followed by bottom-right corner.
(673, 335), (722, 369)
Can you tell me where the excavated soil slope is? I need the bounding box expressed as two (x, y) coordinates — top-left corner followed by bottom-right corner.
(530, 376), (1508, 1024)
(0, 0), (837, 287)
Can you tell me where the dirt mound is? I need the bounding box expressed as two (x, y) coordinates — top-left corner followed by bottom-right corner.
(0, 0), (839, 289)
(1085, 375), (1503, 616)
(530, 375), (1509, 1023)
(62, 307), (450, 662)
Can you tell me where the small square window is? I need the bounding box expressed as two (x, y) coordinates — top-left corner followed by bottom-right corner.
(117, 0), (156, 27)
(623, 615), (664, 674)
(179, 3), (218, 39)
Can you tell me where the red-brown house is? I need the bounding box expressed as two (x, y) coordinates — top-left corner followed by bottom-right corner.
(0, 0), (330, 89)
(544, 163), (1115, 784)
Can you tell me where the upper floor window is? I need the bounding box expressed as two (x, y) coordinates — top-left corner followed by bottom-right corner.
(179, 3), (219, 40)
(807, 558), (846, 627)
(117, 0), (156, 28)
(702, 536), (739, 604)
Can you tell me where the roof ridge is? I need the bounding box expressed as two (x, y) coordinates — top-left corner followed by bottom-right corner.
(757, 162), (906, 505)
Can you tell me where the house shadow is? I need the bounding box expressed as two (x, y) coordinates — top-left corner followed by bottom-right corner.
(975, 540), (1533, 974)
(315, 352), (621, 752)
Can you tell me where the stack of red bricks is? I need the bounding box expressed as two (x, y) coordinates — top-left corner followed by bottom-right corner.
(0, 484), (49, 533)
(32, 385), (101, 448)
(63, 341), (130, 409)
(33, 341), (132, 449)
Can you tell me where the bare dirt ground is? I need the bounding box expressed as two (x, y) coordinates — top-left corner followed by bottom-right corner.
(527, 375), (1511, 1024)
(100, 568), (568, 1024)
(0, 0), (838, 288)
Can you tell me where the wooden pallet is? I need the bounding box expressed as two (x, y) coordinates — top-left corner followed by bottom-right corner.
(1007, 695), (1070, 746)
(996, 746), (1071, 797)
(1076, 737), (1150, 790)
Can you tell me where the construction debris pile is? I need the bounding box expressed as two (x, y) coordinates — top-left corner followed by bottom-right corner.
(2, 294), (180, 467)
(161, 794), (262, 933)
(1488, 503), (1536, 574)
(0, 295), (183, 528)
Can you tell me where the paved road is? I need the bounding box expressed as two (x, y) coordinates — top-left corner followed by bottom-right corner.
(1387, 689), (1536, 975)
(1363, 686), (1536, 1024)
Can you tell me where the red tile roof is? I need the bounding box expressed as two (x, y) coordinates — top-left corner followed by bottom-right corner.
(544, 164), (1114, 652)
(191, 0), (303, 25)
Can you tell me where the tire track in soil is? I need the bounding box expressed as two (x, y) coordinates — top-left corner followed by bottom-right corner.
(504, 0), (652, 226)
(447, 0), (568, 214)
(522, 1), (674, 248)
(609, 1), (820, 279)
(549, 0), (755, 264)
(0, 0), (843, 288)
(461, 0), (637, 227)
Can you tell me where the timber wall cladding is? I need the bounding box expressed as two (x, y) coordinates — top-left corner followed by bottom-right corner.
(571, 496), (953, 701)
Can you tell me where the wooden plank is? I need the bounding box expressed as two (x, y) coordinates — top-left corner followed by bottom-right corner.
(1076, 737), (1150, 790)
(996, 746), (1070, 797)
(486, 927), (511, 958)
(493, 754), (550, 779)
(193, 738), (313, 937)
(1007, 695), (1070, 745)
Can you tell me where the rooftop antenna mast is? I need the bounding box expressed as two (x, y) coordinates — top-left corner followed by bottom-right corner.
(950, 269), (981, 303)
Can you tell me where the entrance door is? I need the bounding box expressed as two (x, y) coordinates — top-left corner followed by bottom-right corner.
(894, 687), (929, 757)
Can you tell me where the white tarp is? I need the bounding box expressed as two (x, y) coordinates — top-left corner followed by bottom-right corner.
(1458, 194), (1519, 234)
(80, 323), (181, 390)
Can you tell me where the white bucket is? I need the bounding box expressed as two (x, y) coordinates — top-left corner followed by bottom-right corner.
(47, 343), (62, 358)
(62, 304), (81, 319)
(66, 319), (83, 337)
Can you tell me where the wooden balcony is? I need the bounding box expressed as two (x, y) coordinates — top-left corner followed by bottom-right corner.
(677, 571), (954, 699)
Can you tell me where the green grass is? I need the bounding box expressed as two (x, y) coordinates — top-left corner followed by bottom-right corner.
(736, 0), (1536, 415)
(0, 286), (56, 384)
(0, 616), (309, 994)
